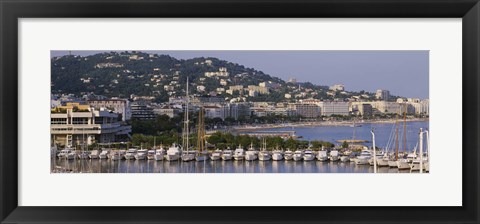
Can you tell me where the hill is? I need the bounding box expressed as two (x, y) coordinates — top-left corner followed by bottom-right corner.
(51, 51), (379, 103)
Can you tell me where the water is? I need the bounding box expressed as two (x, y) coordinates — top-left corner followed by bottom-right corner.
(262, 121), (429, 150)
(51, 121), (429, 173)
(52, 159), (417, 173)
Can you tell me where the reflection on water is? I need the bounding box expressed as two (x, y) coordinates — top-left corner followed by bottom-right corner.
(52, 158), (416, 174)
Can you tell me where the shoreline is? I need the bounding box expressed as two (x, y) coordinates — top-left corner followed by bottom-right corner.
(231, 118), (429, 132)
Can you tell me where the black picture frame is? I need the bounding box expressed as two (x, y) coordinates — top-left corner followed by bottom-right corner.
(1, 0), (479, 223)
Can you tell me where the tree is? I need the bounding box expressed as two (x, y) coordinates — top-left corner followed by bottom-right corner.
(342, 141), (349, 149)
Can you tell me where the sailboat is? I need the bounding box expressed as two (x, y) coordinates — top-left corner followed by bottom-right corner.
(195, 107), (209, 162)
(258, 138), (271, 161)
(181, 77), (195, 162)
(388, 109), (401, 168)
(396, 106), (411, 170)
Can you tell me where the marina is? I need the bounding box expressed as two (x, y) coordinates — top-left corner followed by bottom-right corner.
(51, 117), (429, 173)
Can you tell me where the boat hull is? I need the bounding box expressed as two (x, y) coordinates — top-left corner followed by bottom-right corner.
(396, 161), (410, 170)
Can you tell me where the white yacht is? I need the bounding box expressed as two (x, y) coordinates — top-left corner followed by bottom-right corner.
(245, 143), (258, 161)
(146, 149), (156, 160)
(110, 150), (124, 161)
(99, 149), (109, 159)
(410, 157), (428, 171)
(210, 149), (222, 161)
(89, 149), (100, 159)
(376, 154), (390, 167)
(165, 143), (182, 161)
(396, 158), (410, 170)
(258, 151), (271, 161)
(284, 149), (294, 161)
(222, 149), (233, 161)
(154, 146), (166, 161)
(124, 148), (137, 160)
(293, 150), (303, 161)
(57, 148), (72, 159)
(303, 150), (315, 161)
(355, 150), (372, 165)
(339, 154), (350, 162)
(272, 148), (283, 161)
(388, 160), (398, 168)
(233, 145), (245, 161)
(329, 150), (340, 162)
(316, 150), (328, 161)
(135, 148), (147, 160)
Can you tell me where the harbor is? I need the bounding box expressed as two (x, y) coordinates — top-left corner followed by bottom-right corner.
(51, 121), (430, 173)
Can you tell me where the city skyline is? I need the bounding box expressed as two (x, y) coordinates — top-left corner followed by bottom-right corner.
(51, 50), (429, 99)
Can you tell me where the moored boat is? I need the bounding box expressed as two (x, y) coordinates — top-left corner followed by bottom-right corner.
(284, 149), (294, 161)
(222, 148), (233, 161)
(165, 143), (181, 161)
(210, 149), (222, 161)
(293, 150), (303, 161)
(124, 148), (137, 160)
(233, 145), (245, 161)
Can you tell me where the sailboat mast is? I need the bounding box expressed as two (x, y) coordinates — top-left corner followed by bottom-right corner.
(395, 117), (399, 160)
(197, 107), (205, 152)
(183, 77), (190, 151)
(403, 104), (407, 152)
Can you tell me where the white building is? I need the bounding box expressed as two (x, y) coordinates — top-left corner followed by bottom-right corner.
(51, 103), (131, 147)
(88, 99), (132, 121)
(317, 101), (350, 116)
(205, 67), (229, 77)
(375, 89), (390, 101)
(204, 105), (229, 120)
(329, 84), (345, 91)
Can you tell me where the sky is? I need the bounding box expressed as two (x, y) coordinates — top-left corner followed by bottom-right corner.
(51, 50), (429, 99)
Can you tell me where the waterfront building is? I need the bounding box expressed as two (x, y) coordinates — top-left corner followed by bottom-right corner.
(88, 99), (131, 121)
(375, 89), (390, 101)
(317, 101), (350, 116)
(51, 102), (131, 147)
(131, 103), (156, 120)
(408, 99), (429, 115)
(372, 101), (402, 114)
(292, 103), (321, 118)
(350, 103), (373, 116)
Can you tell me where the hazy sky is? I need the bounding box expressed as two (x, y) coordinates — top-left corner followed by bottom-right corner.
(51, 50), (429, 99)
